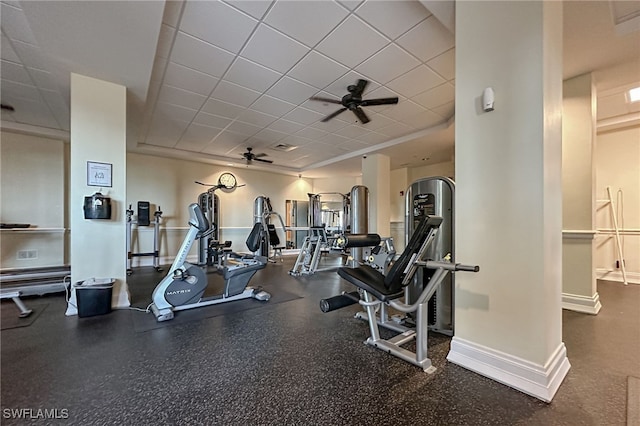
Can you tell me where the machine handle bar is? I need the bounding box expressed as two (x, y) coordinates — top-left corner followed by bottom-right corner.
(416, 260), (480, 272)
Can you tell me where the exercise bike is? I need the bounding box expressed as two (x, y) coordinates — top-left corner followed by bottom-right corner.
(150, 203), (270, 322)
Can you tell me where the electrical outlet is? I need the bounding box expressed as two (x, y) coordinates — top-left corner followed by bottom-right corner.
(17, 250), (38, 260)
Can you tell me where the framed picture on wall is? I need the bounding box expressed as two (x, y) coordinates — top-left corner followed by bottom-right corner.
(87, 161), (112, 187)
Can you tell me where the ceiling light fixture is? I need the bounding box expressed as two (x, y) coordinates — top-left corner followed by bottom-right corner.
(628, 87), (640, 103)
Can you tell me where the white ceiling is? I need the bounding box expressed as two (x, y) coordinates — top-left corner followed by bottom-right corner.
(1, 1), (639, 178)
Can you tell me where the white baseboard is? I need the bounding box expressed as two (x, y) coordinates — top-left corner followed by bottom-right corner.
(596, 269), (640, 285)
(562, 292), (602, 314)
(447, 337), (571, 402)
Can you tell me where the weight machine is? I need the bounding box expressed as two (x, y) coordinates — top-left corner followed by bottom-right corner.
(126, 202), (163, 276)
(253, 196), (287, 263)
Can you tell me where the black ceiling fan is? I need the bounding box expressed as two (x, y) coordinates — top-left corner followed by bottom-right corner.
(241, 147), (273, 164)
(310, 79), (398, 124)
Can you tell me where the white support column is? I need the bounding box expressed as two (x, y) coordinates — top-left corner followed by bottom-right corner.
(562, 74), (601, 314)
(66, 73), (128, 315)
(362, 154), (391, 236)
(449, 1), (570, 402)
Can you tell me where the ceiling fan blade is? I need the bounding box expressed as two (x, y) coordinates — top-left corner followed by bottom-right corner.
(253, 157), (274, 164)
(321, 107), (348, 122)
(352, 79), (368, 97)
(360, 97), (399, 107)
(352, 106), (370, 124)
(254, 152), (268, 158)
(310, 96), (342, 104)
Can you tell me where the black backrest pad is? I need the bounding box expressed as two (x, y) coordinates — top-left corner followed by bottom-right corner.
(246, 222), (263, 252)
(383, 215), (442, 293)
(267, 224), (280, 246)
(189, 203), (209, 232)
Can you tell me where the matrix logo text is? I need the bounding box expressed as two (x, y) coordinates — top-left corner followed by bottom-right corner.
(2, 408), (69, 420)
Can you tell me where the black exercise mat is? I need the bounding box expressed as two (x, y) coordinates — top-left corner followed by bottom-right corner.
(131, 289), (302, 333)
(0, 302), (47, 330)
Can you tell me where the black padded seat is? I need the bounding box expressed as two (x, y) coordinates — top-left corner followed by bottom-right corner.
(338, 265), (404, 302)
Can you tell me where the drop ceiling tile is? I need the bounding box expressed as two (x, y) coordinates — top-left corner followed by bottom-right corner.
(252, 128), (288, 143)
(324, 71), (381, 98)
(204, 131), (248, 155)
(193, 111), (232, 129)
(1, 79), (40, 101)
(316, 15), (389, 69)
(1, 59), (31, 85)
(237, 109), (278, 127)
(225, 1), (273, 20)
(399, 109), (443, 129)
(411, 82), (455, 109)
(282, 107), (325, 126)
(226, 120), (262, 137)
(266, 76), (318, 105)
(202, 98), (246, 119)
(1, 3), (37, 45)
(396, 16), (454, 62)
(338, 138), (369, 151)
(10, 40), (46, 71)
(356, 44), (420, 84)
(267, 119), (305, 134)
(300, 96), (341, 115)
(335, 124), (371, 139)
(383, 99), (425, 122)
(27, 67), (58, 91)
(211, 80), (262, 107)
(355, 0), (430, 40)
(156, 24), (175, 59)
(180, 1), (257, 54)
(40, 89), (69, 124)
(251, 95), (296, 116)
(171, 31), (235, 78)
(386, 65), (446, 98)
(337, 1), (363, 11)
(1, 36), (20, 63)
(241, 24), (309, 73)
(427, 48), (455, 81)
(155, 102), (198, 123)
(176, 123), (222, 151)
(360, 112), (397, 131)
(295, 126), (328, 140)
(311, 116), (349, 132)
(4, 97), (59, 129)
(356, 130), (390, 144)
(264, 1), (348, 47)
(278, 134), (314, 148)
(158, 84), (207, 110)
(164, 61), (219, 96)
(148, 115), (190, 142)
(287, 51), (349, 90)
(377, 121), (413, 138)
(225, 57), (282, 92)
(432, 101), (454, 119)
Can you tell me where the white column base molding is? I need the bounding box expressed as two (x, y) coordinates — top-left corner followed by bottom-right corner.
(597, 269), (640, 285)
(562, 292), (602, 314)
(447, 337), (571, 402)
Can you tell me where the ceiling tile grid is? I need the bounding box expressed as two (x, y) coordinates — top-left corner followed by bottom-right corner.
(137, 0), (461, 171)
(0, 2), (69, 130)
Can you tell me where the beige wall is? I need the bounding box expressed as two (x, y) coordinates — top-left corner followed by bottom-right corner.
(0, 132), (66, 269)
(595, 125), (640, 283)
(408, 160), (454, 183)
(127, 153), (313, 257)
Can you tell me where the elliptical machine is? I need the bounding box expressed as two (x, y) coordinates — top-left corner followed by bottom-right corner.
(150, 203), (270, 322)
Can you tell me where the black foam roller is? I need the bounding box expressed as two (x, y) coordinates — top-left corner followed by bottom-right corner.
(320, 291), (360, 312)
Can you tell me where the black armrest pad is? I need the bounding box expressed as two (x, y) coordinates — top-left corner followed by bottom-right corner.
(338, 266), (403, 302)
